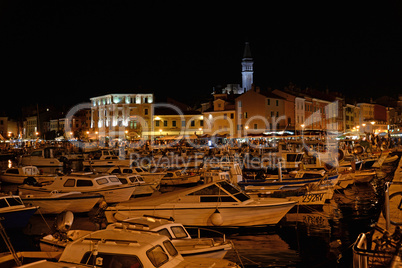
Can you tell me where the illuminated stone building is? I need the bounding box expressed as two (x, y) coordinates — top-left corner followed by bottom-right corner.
(90, 93), (153, 139)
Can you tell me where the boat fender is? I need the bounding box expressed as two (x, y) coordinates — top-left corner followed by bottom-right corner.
(209, 209), (223, 226)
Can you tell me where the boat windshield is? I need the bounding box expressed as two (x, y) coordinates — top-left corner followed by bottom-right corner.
(0, 197), (23, 208)
(146, 245), (169, 267)
(217, 181), (250, 202)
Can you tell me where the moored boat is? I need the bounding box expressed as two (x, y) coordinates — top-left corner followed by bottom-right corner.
(18, 173), (136, 203)
(105, 180), (296, 227)
(0, 166), (56, 185)
(0, 194), (38, 229)
(31, 227), (240, 267)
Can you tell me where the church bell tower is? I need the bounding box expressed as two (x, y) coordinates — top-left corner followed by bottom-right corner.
(241, 42), (253, 92)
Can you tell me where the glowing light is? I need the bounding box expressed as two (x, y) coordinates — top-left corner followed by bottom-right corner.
(371, 121), (375, 125)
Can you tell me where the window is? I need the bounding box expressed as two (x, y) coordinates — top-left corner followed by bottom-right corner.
(181, 120), (185, 127)
(155, 121), (160, 127)
(172, 120), (176, 127)
(144, 108), (148, 115)
(157, 228), (172, 239)
(110, 168), (121, 174)
(146, 245), (169, 267)
(190, 120), (195, 127)
(267, 99), (270, 105)
(200, 196), (237, 202)
(238, 101), (242, 108)
(244, 112), (248, 118)
(230, 113), (234, 119)
(96, 178), (109, 185)
(64, 179), (75, 187)
(31, 151), (43, 157)
(81, 252), (143, 268)
(109, 176), (120, 182)
(199, 120), (203, 126)
(171, 226), (188, 239)
(224, 113), (227, 119)
(254, 123), (257, 129)
(276, 100), (279, 106)
(0, 199), (8, 208)
(163, 121), (168, 127)
(6, 197), (22, 206)
(5, 169), (19, 174)
(76, 180), (93, 187)
(123, 168), (133, 173)
(163, 240), (178, 256)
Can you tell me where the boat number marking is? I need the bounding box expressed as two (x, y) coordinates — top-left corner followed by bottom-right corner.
(301, 193), (324, 203)
(302, 215), (326, 226)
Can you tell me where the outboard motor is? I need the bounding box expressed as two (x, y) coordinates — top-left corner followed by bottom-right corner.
(53, 211), (74, 235)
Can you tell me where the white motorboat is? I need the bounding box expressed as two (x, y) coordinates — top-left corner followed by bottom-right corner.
(32, 227), (240, 268)
(40, 214), (234, 259)
(20, 191), (103, 214)
(116, 174), (155, 197)
(82, 149), (131, 172)
(105, 180), (296, 227)
(0, 166), (56, 184)
(109, 215), (234, 259)
(160, 169), (201, 186)
(20, 147), (64, 174)
(106, 165), (165, 188)
(0, 194), (38, 229)
(18, 174), (136, 203)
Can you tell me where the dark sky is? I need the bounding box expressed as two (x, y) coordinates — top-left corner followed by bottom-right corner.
(1, 1), (402, 116)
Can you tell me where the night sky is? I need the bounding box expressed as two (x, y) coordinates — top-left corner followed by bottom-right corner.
(1, 1), (402, 116)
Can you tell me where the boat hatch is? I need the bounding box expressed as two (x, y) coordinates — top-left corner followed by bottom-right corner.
(0, 196), (23, 208)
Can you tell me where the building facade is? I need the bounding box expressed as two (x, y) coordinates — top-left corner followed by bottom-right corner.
(90, 93), (153, 139)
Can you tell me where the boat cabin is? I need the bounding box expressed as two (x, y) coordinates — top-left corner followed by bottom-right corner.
(3, 166), (41, 176)
(108, 215), (192, 240)
(117, 174), (146, 185)
(88, 149), (119, 160)
(58, 229), (184, 268)
(0, 195), (25, 211)
(46, 174), (122, 191)
(28, 147), (62, 159)
(107, 166), (147, 175)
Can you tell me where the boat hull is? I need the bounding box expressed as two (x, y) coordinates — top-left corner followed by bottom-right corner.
(0, 206), (38, 229)
(106, 201), (295, 227)
(21, 193), (102, 214)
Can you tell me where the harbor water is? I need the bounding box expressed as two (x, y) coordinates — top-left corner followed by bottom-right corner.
(0, 155), (400, 268)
